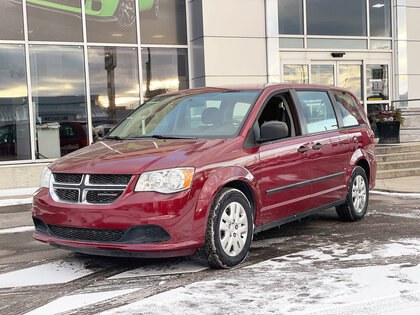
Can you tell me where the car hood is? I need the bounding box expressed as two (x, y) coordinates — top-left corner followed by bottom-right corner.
(49, 138), (228, 174)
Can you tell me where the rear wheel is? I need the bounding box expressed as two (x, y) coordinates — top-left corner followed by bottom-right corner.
(195, 188), (253, 268)
(336, 166), (369, 221)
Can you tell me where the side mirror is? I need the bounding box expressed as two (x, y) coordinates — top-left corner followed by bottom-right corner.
(259, 121), (289, 142)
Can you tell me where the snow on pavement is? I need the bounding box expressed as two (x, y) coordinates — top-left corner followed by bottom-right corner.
(0, 260), (94, 288)
(102, 238), (420, 315)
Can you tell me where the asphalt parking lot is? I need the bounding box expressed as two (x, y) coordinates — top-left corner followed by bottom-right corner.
(0, 193), (419, 314)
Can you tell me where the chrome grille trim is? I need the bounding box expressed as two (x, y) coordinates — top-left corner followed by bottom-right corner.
(50, 174), (132, 205)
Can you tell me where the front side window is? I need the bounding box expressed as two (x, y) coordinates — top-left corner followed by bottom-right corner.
(297, 91), (338, 134)
(107, 90), (260, 139)
(332, 91), (365, 127)
(306, 0), (367, 36)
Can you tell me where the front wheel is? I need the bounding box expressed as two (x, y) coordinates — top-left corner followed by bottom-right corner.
(336, 166), (369, 221)
(195, 188), (253, 268)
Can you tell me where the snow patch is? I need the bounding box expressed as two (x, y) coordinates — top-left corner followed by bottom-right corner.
(0, 260), (94, 288)
(103, 239), (420, 315)
(26, 289), (137, 315)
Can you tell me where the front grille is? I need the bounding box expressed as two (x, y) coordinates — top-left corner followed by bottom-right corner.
(51, 173), (130, 205)
(54, 173), (82, 184)
(55, 188), (79, 202)
(48, 224), (125, 242)
(89, 174), (132, 185)
(86, 190), (123, 204)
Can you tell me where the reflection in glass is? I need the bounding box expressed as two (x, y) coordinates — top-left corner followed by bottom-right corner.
(367, 103), (388, 126)
(307, 0), (366, 36)
(338, 65), (363, 100)
(308, 39), (367, 49)
(311, 65), (334, 86)
(332, 91), (365, 126)
(0, 45), (31, 161)
(279, 38), (304, 49)
(278, 0), (303, 35)
(371, 40), (392, 50)
(88, 47), (140, 139)
(370, 0), (391, 37)
(366, 65), (388, 101)
(26, 0), (82, 42)
(141, 48), (189, 101)
(30, 45), (87, 159)
(86, 0), (137, 44)
(0, 0), (24, 40)
(140, 0), (187, 45)
(283, 65), (308, 84)
(297, 91), (338, 134)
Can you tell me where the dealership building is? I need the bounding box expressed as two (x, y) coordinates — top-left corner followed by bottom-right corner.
(0, 0), (419, 189)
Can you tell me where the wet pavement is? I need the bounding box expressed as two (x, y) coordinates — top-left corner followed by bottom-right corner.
(0, 194), (419, 314)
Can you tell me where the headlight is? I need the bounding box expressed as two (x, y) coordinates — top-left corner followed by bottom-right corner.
(40, 167), (52, 188)
(134, 168), (194, 194)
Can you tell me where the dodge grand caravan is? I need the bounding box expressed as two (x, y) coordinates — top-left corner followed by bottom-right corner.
(32, 84), (377, 268)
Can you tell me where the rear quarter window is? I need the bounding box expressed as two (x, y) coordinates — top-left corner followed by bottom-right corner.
(332, 91), (366, 126)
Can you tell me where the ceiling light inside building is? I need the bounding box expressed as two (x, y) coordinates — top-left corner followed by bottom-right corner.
(372, 4), (385, 8)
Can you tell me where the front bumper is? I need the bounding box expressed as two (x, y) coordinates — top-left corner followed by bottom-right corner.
(32, 186), (205, 257)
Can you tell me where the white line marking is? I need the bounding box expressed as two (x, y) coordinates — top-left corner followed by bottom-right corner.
(0, 198), (33, 207)
(371, 190), (420, 199)
(109, 260), (208, 279)
(0, 261), (94, 289)
(26, 289), (138, 315)
(0, 187), (38, 198)
(0, 226), (34, 235)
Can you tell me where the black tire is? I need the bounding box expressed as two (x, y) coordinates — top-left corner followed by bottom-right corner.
(336, 166), (369, 222)
(195, 188), (253, 269)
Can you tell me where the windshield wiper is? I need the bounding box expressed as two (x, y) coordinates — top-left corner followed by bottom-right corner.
(150, 135), (198, 140)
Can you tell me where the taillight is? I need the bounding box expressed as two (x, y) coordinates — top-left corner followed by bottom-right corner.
(82, 138), (88, 147)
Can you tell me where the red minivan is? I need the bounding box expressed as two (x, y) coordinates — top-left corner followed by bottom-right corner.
(33, 84), (376, 268)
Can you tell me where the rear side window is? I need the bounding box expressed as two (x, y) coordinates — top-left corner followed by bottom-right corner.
(332, 91), (365, 126)
(296, 91), (338, 134)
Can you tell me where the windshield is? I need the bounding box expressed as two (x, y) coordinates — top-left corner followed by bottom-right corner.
(107, 90), (260, 139)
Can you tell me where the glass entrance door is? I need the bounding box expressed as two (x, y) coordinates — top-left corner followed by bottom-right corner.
(310, 61), (363, 101)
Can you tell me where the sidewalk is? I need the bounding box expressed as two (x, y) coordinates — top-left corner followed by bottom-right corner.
(375, 176), (420, 194)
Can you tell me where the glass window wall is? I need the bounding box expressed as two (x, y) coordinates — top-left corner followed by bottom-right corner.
(283, 65), (308, 84)
(140, 0), (187, 45)
(0, 0), (24, 40)
(86, 0), (137, 44)
(311, 65), (334, 86)
(306, 0), (367, 36)
(366, 65), (389, 101)
(278, 0), (303, 35)
(370, 0), (391, 37)
(88, 46), (140, 139)
(30, 45), (87, 159)
(141, 48), (189, 101)
(26, 0), (83, 42)
(0, 45), (31, 161)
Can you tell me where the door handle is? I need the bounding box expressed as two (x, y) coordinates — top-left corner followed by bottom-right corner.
(297, 146), (310, 153)
(312, 143), (323, 150)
